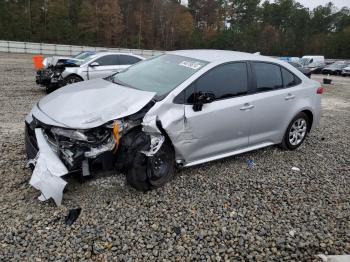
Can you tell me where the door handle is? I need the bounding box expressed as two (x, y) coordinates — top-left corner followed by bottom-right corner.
(240, 103), (255, 111)
(285, 94), (296, 100)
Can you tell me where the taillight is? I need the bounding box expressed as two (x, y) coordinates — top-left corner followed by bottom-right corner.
(317, 87), (324, 94)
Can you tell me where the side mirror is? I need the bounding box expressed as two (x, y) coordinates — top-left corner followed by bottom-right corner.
(192, 91), (215, 112)
(89, 62), (99, 67)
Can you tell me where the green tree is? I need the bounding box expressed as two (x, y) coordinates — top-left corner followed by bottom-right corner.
(78, 0), (98, 45)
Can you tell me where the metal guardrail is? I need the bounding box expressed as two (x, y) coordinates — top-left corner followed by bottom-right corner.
(0, 40), (164, 58)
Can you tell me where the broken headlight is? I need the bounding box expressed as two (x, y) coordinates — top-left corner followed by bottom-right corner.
(51, 127), (88, 141)
(108, 119), (139, 135)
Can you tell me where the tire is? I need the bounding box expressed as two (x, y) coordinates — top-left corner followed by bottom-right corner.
(280, 112), (309, 150)
(126, 135), (175, 191)
(65, 75), (83, 84)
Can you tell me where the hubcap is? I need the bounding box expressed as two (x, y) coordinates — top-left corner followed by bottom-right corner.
(289, 118), (307, 146)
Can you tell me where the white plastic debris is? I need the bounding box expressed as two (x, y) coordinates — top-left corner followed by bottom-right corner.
(29, 128), (68, 206)
(291, 167), (300, 172)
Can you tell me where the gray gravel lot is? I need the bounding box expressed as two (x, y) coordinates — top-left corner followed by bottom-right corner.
(0, 52), (349, 261)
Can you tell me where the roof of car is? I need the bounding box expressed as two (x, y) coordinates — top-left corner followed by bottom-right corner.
(167, 49), (275, 63)
(94, 51), (144, 58)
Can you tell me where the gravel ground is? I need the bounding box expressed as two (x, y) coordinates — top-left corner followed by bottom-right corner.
(0, 52), (349, 261)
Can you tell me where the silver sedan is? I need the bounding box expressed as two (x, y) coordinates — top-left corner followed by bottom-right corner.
(25, 50), (323, 204)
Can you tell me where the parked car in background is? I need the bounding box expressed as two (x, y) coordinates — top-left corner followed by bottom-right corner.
(341, 66), (350, 76)
(280, 57), (300, 63)
(45, 52), (144, 93)
(305, 61), (327, 74)
(322, 61), (349, 75)
(300, 55), (325, 66)
(288, 62), (312, 78)
(25, 50), (322, 205)
(36, 51), (96, 89)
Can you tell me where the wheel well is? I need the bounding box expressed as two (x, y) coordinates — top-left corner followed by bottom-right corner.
(65, 74), (83, 81)
(301, 110), (313, 132)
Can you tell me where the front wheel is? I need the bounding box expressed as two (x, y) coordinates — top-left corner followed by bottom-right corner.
(126, 136), (175, 191)
(280, 112), (309, 150)
(65, 75), (83, 84)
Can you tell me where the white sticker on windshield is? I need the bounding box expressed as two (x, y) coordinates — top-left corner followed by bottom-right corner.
(179, 61), (204, 70)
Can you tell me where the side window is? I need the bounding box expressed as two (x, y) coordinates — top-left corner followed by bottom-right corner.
(119, 55), (141, 65)
(254, 62), (283, 91)
(95, 55), (119, 66)
(173, 84), (196, 104)
(196, 62), (248, 100)
(282, 67), (301, 87)
(174, 63), (248, 104)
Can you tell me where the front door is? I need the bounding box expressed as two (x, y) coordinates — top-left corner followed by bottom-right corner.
(168, 62), (253, 164)
(87, 55), (121, 79)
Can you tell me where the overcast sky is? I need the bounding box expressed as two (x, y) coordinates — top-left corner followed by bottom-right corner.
(270, 0), (349, 9)
(181, 0), (349, 9)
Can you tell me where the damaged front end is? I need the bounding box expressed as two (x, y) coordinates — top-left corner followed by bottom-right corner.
(36, 67), (55, 86)
(35, 59), (79, 90)
(24, 100), (168, 205)
(26, 118), (120, 173)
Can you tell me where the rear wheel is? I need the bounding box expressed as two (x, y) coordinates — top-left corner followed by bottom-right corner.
(280, 112), (309, 150)
(66, 75), (83, 84)
(126, 136), (175, 191)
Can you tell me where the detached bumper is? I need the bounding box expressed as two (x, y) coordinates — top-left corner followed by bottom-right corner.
(28, 128), (68, 206)
(25, 118), (118, 205)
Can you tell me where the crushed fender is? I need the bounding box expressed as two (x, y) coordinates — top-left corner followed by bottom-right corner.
(29, 128), (68, 206)
(141, 115), (165, 156)
(141, 134), (165, 156)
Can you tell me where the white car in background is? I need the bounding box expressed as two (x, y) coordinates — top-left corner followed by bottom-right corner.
(49, 52), (145, 90)
(300, 55), (325, 66)
(341, 66), (350, 76)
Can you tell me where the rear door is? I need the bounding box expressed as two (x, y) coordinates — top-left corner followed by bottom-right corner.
(87, 55), (120, 79)
(248, 62), (301, 146)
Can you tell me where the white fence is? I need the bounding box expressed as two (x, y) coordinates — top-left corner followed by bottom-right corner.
(0, 40), (164, 58)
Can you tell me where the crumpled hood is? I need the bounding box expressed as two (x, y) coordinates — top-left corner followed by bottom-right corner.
(36, 78), (156, 129)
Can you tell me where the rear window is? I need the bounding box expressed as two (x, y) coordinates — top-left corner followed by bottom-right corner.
(119, 55), (142, 65)
(254, 62), (283, 91)
(95, 55), (119, 66)
(282, 68), (301, 87)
